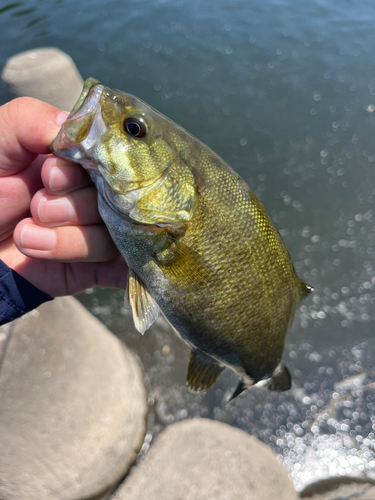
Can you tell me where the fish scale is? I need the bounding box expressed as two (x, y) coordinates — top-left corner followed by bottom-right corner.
(51, 77), (312, 400)
(179, 197), (292, 375)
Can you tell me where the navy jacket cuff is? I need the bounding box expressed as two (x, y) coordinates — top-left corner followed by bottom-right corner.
(0, 260), (53, 326)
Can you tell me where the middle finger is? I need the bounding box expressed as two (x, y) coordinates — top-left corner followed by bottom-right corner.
(31, 186), (102, 227)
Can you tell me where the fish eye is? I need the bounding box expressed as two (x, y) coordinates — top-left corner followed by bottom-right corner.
(123, 117), (148, 138)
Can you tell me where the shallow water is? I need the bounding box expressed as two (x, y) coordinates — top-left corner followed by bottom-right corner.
(1, 0), (375, 490)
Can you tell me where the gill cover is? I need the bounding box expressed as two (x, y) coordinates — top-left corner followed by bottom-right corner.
(52, 78), (198, 227)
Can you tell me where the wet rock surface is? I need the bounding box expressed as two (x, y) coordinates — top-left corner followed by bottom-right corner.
(0, 297), (147, 500)
(112, 418), (298, 500)
(301, 479), (375, 500)
(1, 47), (83, 110)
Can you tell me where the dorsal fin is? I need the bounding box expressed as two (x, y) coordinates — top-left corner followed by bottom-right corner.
(296, 276), (313, 301)
(127, 269), (159, 334)
(186, 350), (224, 393)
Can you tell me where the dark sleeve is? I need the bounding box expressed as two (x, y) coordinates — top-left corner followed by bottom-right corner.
(0, 260), (53, 326)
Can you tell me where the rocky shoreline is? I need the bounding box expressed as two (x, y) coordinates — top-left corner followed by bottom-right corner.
(1, 48), (374, 500)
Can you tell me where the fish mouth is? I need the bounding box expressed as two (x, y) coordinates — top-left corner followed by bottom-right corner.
(50, 78), (104, 160)
(50, 77), (165, 199)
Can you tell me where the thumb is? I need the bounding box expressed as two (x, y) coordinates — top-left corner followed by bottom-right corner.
(0, 97), (68, 176)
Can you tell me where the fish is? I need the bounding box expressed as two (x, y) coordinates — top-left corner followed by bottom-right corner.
(51, 77), (312, 401)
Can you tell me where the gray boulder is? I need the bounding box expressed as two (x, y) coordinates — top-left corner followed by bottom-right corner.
(1, 47), (83, 110)
(300, 479), (375, 500)
(112, 418), (298, 500)
(0, 297), (147, 500)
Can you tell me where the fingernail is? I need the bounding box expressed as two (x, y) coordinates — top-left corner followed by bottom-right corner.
(20, 224), (56, 251)
(49, 166), (82, 192)
(56, 111), (69, 127)
(38, 196), (75, 223)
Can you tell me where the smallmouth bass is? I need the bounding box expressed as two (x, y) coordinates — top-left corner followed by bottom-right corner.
(51, 78), (312, 400)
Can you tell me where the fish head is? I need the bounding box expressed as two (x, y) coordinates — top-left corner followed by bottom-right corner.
(51, 78), (196, 225)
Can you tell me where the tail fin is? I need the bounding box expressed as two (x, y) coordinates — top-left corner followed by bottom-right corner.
(265, 363), (291, 391)
(226, 379), (248, 404)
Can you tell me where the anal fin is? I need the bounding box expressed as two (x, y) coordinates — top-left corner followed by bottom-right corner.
(187, 350), (224, 393)
(127, 269), (159, 335)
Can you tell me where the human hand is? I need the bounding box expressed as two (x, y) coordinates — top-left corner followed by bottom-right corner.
(0, 97), (128, 297)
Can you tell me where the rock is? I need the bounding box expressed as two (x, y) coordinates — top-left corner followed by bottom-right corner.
(112, 418), (298, 500)
(1, 47), (83, 110)
(300, 478), (375, 499)
(0, 297), (148, 500)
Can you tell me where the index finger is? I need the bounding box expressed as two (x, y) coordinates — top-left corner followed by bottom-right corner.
(0, 97), (68, 176)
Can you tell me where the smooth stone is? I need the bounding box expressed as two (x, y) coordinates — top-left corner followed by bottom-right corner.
(0, 297), (148, 500)
(300, 478), (375, 499)
(1, 47), (83, 110)
(112, 418), (298, 500)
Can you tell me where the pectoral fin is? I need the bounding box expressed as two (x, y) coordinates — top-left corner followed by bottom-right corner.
(187, 350), (224, 392)
(127, 269), (159, 334)
(154, 238), (220, 289)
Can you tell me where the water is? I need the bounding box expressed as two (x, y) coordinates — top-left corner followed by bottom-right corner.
(1, 0), (375, 491)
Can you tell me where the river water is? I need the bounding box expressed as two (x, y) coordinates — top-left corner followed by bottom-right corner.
(1, 0), (375, 491)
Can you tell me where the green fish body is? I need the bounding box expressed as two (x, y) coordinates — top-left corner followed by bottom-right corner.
(51, 78), (311, 399)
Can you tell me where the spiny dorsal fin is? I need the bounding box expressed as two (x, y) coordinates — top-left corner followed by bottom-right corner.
(297, 276), (313, 301)
(127, 269), (159, 335)
(154, 238), (220, 290)
(186, 350), (224, 393)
